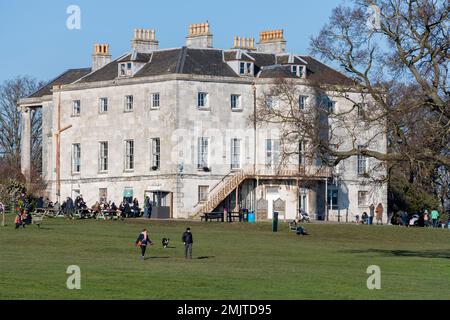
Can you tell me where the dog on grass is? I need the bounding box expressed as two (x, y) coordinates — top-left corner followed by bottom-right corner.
(162, 238), (170, 248)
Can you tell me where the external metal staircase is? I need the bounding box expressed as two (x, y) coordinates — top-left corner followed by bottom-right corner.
(189, 165), (332, 219)
(190, 169), (248, 219)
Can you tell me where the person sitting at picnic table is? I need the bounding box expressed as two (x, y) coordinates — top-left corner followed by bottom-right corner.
(91, 201), (101, 214)
(119, 200), (130, 220)
(14, 213), (23, 229)
(361, 212), (368, 224)
(22, 210), (32, 227)
(131, 201), (141, 218)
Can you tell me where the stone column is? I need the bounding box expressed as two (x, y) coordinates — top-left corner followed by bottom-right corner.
(21, 107), (32, 183)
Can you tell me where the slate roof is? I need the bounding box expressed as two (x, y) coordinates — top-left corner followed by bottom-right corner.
(28, 68), (91, 98)
(30, 48), (353, 96)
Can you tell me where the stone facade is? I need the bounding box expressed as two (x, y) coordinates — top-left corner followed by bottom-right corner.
(19, 26), (388, 222)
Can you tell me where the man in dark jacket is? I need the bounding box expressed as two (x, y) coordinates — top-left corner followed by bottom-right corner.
(182, 227), (194, 259)
(135, 229), (153, 260)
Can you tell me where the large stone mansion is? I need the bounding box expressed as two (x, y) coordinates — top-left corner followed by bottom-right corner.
(19, 23), (387, 221)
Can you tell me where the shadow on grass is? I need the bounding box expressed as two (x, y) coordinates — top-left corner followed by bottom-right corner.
(343, 249), (450, 259)
(197, 256), (215, 260)
(145, 256), (171, 260)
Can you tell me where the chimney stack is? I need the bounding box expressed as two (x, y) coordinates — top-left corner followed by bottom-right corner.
(232, 36), (256, 51)
(92, 44), (112, 71)
(257, 29), (286, 54)
(131, 28), (159, 53)
(186, 22), (213, 48)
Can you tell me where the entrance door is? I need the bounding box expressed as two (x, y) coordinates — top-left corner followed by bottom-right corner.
(266, 187), (279, 219)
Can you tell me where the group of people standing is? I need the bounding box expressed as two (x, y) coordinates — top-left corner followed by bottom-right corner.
(356, 203), (384, 225)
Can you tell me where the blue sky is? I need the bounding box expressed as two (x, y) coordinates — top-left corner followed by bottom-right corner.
(0, 0), (345, 83)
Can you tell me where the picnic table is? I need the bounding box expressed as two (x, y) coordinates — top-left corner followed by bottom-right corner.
(201, 212), (224, 222)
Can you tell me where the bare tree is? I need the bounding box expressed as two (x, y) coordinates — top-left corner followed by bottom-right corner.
(308, 0), (449, 168)
(0, 76), (44, 173)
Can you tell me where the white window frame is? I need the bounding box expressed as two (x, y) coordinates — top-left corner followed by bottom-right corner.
(231, 138), (241, 169)
(151, 93), (160, 109)
(124, 95), (134, 112)
(231, 94), (241, 110)
(99, 188), (108, 203)
(99, 97), (108, 114)
(99, 141), (108, 172)
(299, 140), (306, 165)
(151, 138), (160, 170)
(266, 139), (280, 166)
(197, 137), (209, 169)
(266, 96), (279, 108)
(72, 143), (81, 173)
(357, 145), (368, 175)
(299, 95), (307, 109)
(197, 92), (208, 109)
(125, 140), (134, 171)
(239, 62), (246, 75)
(358, 191), (369, 207)
(198, 185), (209, 203)
(72, 100), (81, 116)
(327, 189), (339, 210)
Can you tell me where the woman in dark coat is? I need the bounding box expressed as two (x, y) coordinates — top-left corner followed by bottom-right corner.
(135, 229), (153, 260)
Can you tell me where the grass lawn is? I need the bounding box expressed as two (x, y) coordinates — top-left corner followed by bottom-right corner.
(0, 214), (449, 300)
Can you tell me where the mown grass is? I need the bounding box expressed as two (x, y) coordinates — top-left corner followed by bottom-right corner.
(0, 214), (449, 300)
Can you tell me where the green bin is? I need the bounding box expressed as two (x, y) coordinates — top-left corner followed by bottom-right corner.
(272, 212), (279, 232)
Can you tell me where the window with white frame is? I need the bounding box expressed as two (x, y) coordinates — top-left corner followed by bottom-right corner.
(299, 95), (307, 109)
(72, 143), (81, 173)
(197, 92), (208, 108)
(246, 63), (252, 74)
(239, 62), (246, 75)
(291, 65), (305, 78)
(357, 145), (368, 175)
(125, 140), (134, 170)
(151, 93), (160, 109)
(124, 95), (133, 112)
(99, 98), (108, 113)
(99, 188), (107, 203)
(99, 142), (108, 172)
(151, 138), (160, 170)
(197, 137), (209, 169)
(358, 191), (368, 207)
(299, 140), (306, 165)
(266, 96), (279, 108)
(231, 94), (241, 110)
(266, 139), (280, 166)
(198, 185), (209, 202)
(327, 189), (339, 210)
(231, 138), (241, 169)
(72, 100), (81, 116)
(119, 63), (132, 77)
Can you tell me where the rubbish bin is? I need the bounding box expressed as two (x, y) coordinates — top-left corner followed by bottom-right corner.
(248, 211), (255, 223)
(272, 212), (279, 232)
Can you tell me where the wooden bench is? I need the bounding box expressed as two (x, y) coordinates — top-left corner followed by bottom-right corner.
(32, 215), (44, 228)
(201, 212), (224, 222)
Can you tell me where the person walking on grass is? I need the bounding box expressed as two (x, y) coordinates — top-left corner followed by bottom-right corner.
(182, 227), (193, 259)
(431, 209), (440, 228)
(135, 228), (153, 260)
